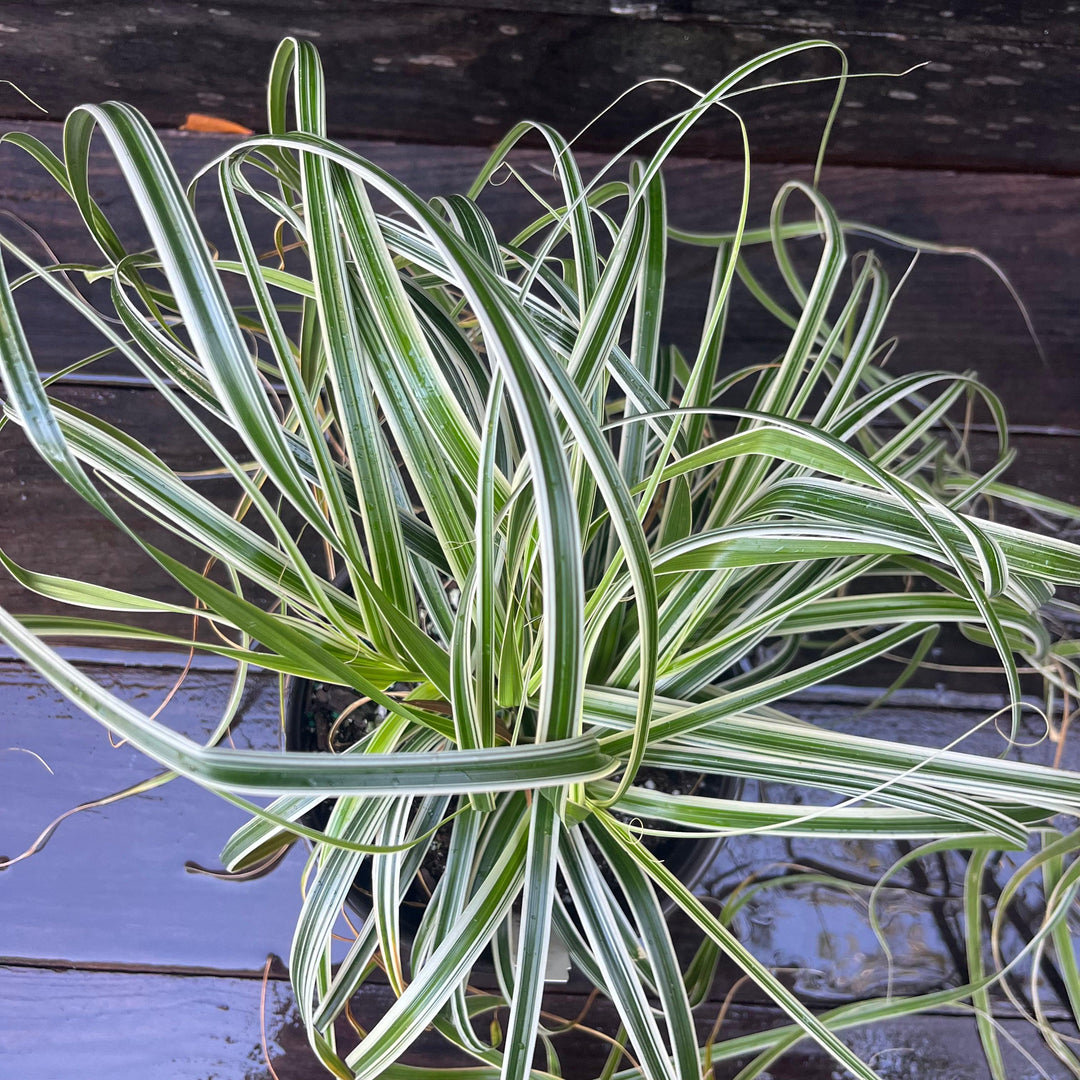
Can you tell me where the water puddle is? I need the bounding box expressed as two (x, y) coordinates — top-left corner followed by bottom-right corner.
(701, 779), (1065, 1011)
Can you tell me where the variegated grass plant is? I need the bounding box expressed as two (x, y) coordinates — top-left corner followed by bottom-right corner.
(2, 36), (1080, 1080)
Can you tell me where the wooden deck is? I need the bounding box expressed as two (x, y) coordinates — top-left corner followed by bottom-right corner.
(1, 3), (1079, 1076)
(4, 663), (1079, 1077)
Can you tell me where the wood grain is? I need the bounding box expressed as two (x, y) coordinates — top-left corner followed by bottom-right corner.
(1, 382), (1075, 629)
(361, 0), (1073, 36)
(0, 383), (251, 638)
(0, 11), (1076, 1062)
(0, 2), (1076, 173)
(2, 123), (1078, 430)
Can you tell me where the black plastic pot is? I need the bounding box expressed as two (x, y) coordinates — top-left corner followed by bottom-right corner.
(286, 669), (736, 930)
(285, 673), (425, 923)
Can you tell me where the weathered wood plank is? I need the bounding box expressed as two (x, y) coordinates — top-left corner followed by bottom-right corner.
(1, 965), (1074, 1079)
(0, 2), (1076, 173)
(365, 0), (1074, 39)
(0, 383), (255, 638)
(3, 657), (1079, 1072)
(2, 123), (1078, 430)
(657, 162), (1080, 433)
(0, 967), (314, 1080)
(2, 384), (1074, 629)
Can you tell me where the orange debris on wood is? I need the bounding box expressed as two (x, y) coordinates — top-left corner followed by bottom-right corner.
(180, 113), (254, 135)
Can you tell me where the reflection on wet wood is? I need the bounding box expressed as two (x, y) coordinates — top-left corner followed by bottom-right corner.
(0, 665), (307, 972)
(1, 964), (1073, 1079)
(2, 657), (1079, 1075)
(4, 662), (1078, 988)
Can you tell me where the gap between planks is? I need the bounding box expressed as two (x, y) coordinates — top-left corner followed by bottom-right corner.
(4, 956), (1068, 1024)
(0, 650), (1034, 714)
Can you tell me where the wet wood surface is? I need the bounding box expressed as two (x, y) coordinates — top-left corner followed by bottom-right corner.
(0, 2), (1077, 173)
(0, 665), (304, 974)
(2, 660), (1079, 1076)
(0, 662), (1064, 969)
(1, 964), (1073, 1079)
